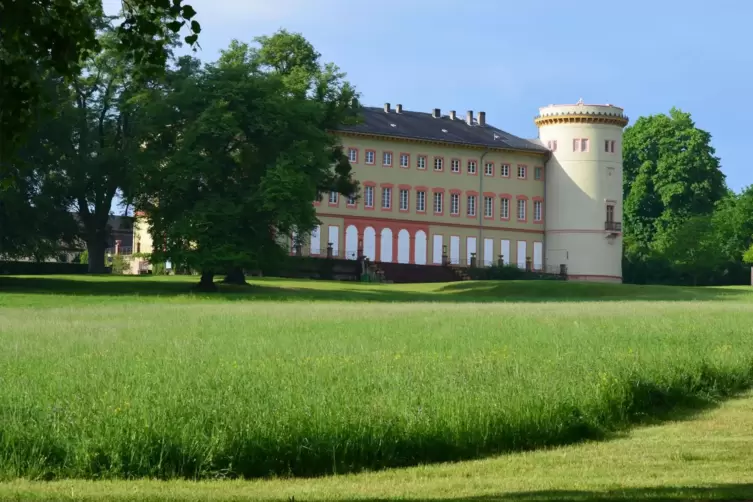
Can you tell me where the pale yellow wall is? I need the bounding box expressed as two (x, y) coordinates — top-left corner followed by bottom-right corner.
(129, 215), (154, 274)
(326, 134), (546, 231)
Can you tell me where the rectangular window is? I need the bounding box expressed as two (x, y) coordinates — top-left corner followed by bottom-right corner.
(534, 200), (542, 221)
(382, 187), (392, 209)
(500, 197), (509, 219)
(400, 153), (409, 168)
(604, 140), (610, 153)
(517, 165), (526, 179)
(548, 140), (557, 152)
(467, 195), (476, 217)
(606, 204), (615, 222)
(484, 162), (494, 176)
(383, 152), (392, 166)
(450, 193), (459, 215)
(573, 138), (589, 152)
(434, 157), (443, 171)
(610, 140), (616, 153)
(329, 191), (338, 204)
(417, 155), (427, 170)
(484, 196), (493, 217)
(348, 148), (357, 162)
(365, 150), (375, 164)
(399, 189), (409, 211)
(534, 167), (542, 180)
(517, 199), (526, 220)
(467, 160), (477, 175)
(433, 192), (443, 214)
(416, 191), (426, 212)
(500, 164), (509, 177)
(364, 186), (374, 208)
(347, 194), (356, 206)
(451, 159), (460, 173)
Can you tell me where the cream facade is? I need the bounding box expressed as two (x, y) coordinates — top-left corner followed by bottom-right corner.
(311, 136), (546, 269)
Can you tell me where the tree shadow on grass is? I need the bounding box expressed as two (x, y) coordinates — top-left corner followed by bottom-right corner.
(0, 275), (750, 304)
(325, 483), (753, 501)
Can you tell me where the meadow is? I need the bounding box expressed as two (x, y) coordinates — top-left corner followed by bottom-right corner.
(0, 276), (752, 483)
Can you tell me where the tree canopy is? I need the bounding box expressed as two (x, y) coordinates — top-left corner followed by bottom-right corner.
(132, 31), (360, 290)
(622, 108), (727, 260)
(0, 0), (200, 170)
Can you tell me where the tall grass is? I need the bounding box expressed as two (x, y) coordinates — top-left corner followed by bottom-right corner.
(0, 280), (752, 480)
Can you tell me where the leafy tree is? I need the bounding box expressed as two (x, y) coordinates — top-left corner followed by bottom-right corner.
(622, 108), (727, 260)
(653, 214), (725, 286)
(0, 0), (200, 169)
(0, 72), (79, 260)
(133, 33), (360, 291)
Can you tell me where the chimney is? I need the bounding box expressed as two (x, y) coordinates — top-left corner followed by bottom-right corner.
(478, 111), (486, 126)
(432, 108), (441, 118)
(384, 103), (391, 113)
(449, 110), (456, 120)
(466, 110), (474, 126)
(395, 104), (403, 114)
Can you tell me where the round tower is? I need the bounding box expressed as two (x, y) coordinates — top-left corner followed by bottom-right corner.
(535, 100), (629, 283)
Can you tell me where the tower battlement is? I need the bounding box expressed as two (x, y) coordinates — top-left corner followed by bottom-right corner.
(535, 102), (629, 128)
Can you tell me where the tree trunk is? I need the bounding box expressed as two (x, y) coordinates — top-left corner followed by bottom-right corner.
(87, 239), (107, 274)
(223, 267), (247, 285)
(197, 271), (217, 292)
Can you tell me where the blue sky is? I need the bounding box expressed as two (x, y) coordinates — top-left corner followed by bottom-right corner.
(106, 0), (750, 193)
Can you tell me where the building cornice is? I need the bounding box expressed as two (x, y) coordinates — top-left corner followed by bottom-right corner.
(534, 114), (629, 128)
(331, 130), (548, 158)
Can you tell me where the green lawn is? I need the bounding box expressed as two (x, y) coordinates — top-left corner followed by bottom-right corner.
(0, 276), (752, 499)
(3, 391), (752, 501)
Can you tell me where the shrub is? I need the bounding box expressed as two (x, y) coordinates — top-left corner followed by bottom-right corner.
(109, 255), (129, 275)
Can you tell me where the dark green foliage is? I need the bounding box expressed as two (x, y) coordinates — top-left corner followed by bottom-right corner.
(133, 31), (360, 288)
(622, 109), (753, 285)
(0, 0), (200, 166)
(0, 261), (89, 275)
(466, 264), (565, 281)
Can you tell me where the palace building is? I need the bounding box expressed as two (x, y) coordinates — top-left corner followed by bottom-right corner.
(303, 100), (628, 283)
(131, 100), (628, 283)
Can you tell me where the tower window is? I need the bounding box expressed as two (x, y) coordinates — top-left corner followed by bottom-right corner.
(573, 138), (589, 152)
(547, 140), (558, 152)
(604, 140), (616, 153)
